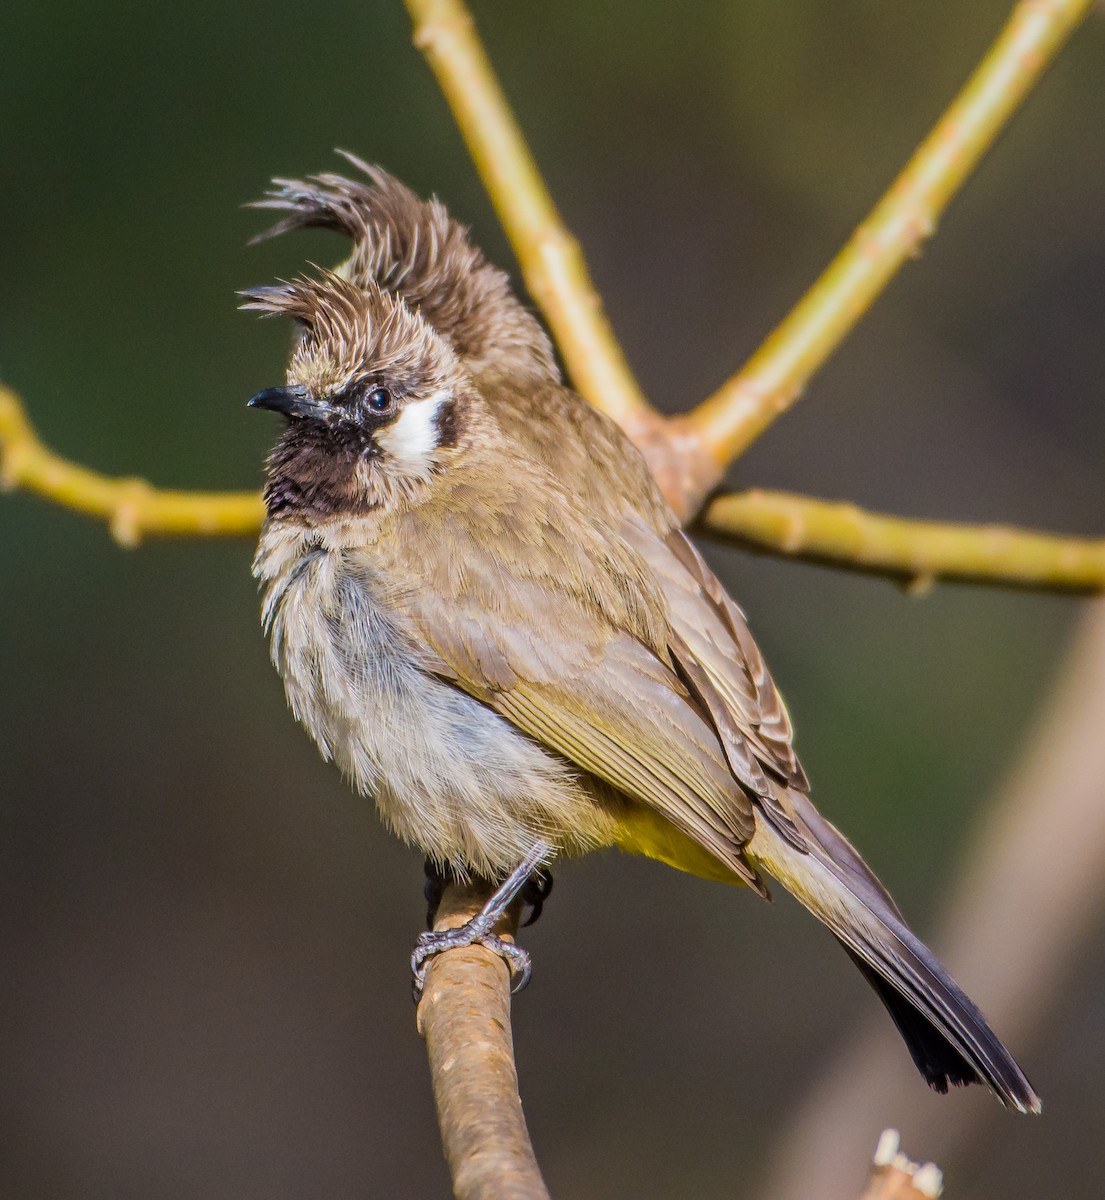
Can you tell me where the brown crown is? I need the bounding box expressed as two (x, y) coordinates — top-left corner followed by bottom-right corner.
(249, 152), (558, 382)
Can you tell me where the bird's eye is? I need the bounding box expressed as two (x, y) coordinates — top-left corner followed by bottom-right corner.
(366, 386), (392, 413)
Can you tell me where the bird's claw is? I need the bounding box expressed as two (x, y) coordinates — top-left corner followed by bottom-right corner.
(410, 925), (532, 1001)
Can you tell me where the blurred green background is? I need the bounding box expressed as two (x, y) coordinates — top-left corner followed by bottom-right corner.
(3, 2), (1104, 1197)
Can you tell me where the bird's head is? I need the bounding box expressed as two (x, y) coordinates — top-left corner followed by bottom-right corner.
(243, 271), (475, 519)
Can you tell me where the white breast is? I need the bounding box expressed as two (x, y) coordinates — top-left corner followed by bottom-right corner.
(253, 526), (601, 876)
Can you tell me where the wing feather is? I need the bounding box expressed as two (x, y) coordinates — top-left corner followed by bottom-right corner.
(367, 472), (763, 888)
(621, 519), (809, 794)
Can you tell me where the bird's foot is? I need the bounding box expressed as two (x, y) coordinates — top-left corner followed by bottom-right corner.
(411, 922), (532, 999)
(413, 841), (550, 1001)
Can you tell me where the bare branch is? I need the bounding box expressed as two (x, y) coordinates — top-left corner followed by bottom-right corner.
(403, 0), (654, 433)
(415, 889), (955, 1200)
(685, 0), (1095, 480)
(7, 376), (1105, 594)
(0, 383), (262, 545)
(702, 488), (1105, 593)
(415, 883), (550, 1200)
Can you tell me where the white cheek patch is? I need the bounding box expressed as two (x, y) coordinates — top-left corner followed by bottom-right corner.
(374, 393), (447, 476)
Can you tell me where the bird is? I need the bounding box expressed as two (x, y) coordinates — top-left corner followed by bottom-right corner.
(243, 152), (1040, 1114)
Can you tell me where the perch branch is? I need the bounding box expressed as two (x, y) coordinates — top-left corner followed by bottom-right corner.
(702, 488), (1105, 593)
(415, 888), (950, 1200)
(403, 0), (653, 435)
(0, 383), (262, 545)
(685, 0), (1094, 479)
(415, 882), (550, 1200)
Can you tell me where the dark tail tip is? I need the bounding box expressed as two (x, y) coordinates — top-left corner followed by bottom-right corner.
(844, 947), (1042, 1114)
(855, 959), (982, 1092)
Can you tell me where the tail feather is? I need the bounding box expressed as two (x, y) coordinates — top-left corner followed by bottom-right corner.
(750, 797), (1041, 1114)
(844, 950), (979, 1093)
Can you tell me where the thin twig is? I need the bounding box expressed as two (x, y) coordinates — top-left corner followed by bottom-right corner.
(0, 383), (262, 545)
(685, 0), (1094, 479)
(415, 883), (550, 1200)
(702, 488), (1105, 593)
(859, 1131), (943, 1200)
(403, 0), (653, 434)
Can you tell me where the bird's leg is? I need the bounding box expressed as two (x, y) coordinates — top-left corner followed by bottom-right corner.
(519, 866), (554, 927)
(423, 857), (457, 928)
(412, 841), (551, 998)
(423, 857), (553, 929)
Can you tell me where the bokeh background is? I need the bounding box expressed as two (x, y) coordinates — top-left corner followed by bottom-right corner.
(3, 2), (1104, 1197)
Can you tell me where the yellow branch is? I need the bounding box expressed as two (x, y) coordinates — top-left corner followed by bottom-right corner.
(4, 2), (1101, 598)
(0, 384), (263, 546)
(403, 0), (654, 430)
(686, 0), (1094, 475)
(7, 376), (1102, 595)
(703, 488), (1105, 593)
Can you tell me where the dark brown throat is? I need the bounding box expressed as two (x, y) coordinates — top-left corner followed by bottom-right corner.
(263, 419), (376, 521)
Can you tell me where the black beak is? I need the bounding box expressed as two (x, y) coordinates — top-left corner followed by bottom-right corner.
(247, 385), (322, 418)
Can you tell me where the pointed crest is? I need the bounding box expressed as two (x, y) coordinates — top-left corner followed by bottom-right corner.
(249, 153), (558, 381)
